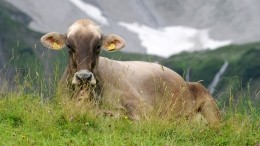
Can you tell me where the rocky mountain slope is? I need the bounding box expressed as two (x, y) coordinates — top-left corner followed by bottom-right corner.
(4, 0), (260, 56)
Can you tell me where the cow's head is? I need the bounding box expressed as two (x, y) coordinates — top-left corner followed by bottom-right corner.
(41, 19), (125, 85)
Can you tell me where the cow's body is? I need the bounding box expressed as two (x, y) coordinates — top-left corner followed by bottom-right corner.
(41, 19), (221, 127)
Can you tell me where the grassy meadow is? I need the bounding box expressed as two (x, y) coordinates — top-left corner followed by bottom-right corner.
(0, 68), (259, 146)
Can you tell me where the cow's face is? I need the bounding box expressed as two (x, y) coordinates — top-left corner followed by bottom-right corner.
(40, 19), (125, 85)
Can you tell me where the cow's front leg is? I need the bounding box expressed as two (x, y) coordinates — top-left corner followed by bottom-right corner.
(121, 92), (150, 121)
(122, 100), (141, 120)
(103, 87), (149, 120)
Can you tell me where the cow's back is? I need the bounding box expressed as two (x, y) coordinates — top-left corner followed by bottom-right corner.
(97, 57), (195, 117)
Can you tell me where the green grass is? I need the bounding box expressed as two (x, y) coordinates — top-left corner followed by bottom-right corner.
(0, 86), (259, 145)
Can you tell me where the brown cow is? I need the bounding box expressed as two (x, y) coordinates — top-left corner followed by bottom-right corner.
(41, 19), (221, 127)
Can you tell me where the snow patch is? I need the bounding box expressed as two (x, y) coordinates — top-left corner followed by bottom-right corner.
(68, 0), (109, 25)
(119, 22), (232, 57)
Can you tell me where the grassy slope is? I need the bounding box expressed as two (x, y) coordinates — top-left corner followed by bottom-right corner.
(0, 92), (259, 145)
(0, 0), (46, 84)
(161, 43), (260, 85)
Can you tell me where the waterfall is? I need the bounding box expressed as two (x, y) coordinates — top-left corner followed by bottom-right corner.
(208, 61), (229, 94)
(0, 38), (3, 64)
(185, 67), (191, 82)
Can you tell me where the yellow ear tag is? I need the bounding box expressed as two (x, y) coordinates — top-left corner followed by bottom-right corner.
(107, 43), (116, 51)
(52, 42), (62, 50)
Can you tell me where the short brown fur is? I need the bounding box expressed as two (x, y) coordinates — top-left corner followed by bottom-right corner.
(41, 19), (221, 127)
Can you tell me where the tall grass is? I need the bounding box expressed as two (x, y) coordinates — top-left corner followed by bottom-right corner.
(0, 48), (259, 145)
(0, 90), (259, 145)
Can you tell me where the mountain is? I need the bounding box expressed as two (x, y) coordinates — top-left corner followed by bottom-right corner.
(4, 0), (260, 57)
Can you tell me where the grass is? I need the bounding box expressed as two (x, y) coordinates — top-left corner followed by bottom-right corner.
(0, 78), (259, 146)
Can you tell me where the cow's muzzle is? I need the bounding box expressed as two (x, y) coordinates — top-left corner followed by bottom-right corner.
(72, 70), (96, 85)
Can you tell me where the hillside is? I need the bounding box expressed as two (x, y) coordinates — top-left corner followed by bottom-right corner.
(161, 43), (260, 103)
(0, 1), (43, 86)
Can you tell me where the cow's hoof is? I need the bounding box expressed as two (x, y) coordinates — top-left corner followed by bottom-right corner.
(127, 114), (140, 121)
(102, 110), (120, 118)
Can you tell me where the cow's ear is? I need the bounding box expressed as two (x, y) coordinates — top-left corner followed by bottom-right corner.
(102, 34), (125, 52)
(41, 32), (66, 50)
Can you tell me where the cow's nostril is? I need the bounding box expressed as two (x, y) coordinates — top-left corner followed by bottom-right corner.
(84, 73), (92, 81)
(76, 74), (80, 79)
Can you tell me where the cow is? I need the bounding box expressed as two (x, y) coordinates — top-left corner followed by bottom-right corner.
(40, 19), (221, 127)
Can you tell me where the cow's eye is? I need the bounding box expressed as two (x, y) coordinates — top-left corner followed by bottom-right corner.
(96, 45), (102, 54)
(67, 44), (75, 53)
(67, 44), (72, 49)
